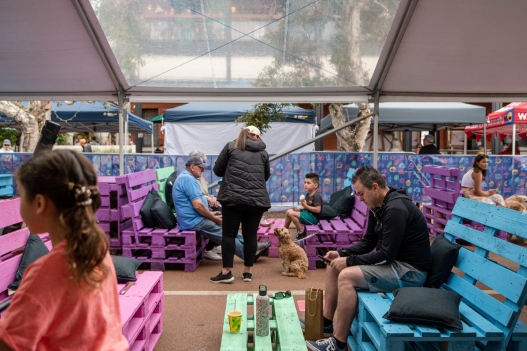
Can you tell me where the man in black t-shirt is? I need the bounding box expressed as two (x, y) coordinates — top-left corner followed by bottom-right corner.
(419, 134), (441, 154)
(284, 173), (322, 239)
(305, 167), (431, 351)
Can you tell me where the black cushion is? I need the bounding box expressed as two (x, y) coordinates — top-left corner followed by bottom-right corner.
(331, 186), (355, 219)
(383, 287), (463, 329)
(320, 201), (338, 220)
(151, 198), (178, 230)
(165, 171), (178, 212)
(329, 186), (349, 206)
(111, 255), (142, 283)
(139, 188), (161, 228)
(8, 235), (50, 290)
(425, 234), (461, 288)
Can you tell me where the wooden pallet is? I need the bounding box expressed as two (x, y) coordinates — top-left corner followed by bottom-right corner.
(220, 292), (307, 351)
(304, 195), (368, 270)
(348, 197), (527, 351)
(119, 271), (164, 351)
(155, 166), (175, 204)
(257, 218), (285, 258)
(116, 170), (205, 272)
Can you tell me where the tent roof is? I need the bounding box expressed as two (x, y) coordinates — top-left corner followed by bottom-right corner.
(163, 103), (315, 124)
(1, 0), (527, 102)
(320, 102), (486, 132)
(50, 101), (153, 133)
(0, 101), (152, 133)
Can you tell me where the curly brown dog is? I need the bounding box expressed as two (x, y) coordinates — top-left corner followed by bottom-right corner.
(274, 227), (308, 279)
(504, 198), (527, 243)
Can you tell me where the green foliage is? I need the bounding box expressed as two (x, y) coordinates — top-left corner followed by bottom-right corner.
(56, 133), (70, 145)
(0, 128), (19, 145)
(236, 103), (294, 135)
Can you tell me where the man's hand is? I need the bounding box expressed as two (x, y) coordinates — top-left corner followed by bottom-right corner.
(293, 205), (300, 212)
(213, 215), (222, 225)
(206, 195), (219, 208)
(329, 257), (348, 271)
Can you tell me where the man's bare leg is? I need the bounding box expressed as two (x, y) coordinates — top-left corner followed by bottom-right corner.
(332, 266), (369, 342)
(323, 265), (340, 321)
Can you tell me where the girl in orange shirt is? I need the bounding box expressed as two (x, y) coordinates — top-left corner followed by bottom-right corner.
(0, 149), (128, 351)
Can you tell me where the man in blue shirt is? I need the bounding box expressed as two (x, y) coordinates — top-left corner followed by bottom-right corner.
(173, 156), (271, 272)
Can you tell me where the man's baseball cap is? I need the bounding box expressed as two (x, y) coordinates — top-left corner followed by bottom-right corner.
(245, 126), (261, 136)
(185, 156), (209, 168)
(3, 139), (10, 146)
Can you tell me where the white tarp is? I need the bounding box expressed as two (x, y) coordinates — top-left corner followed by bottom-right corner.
(164, 122), (316, 155)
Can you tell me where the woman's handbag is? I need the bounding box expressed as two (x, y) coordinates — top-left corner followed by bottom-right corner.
(304, 288), (324, 341)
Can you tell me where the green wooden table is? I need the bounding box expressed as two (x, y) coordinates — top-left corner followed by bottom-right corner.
(220, 292), (307, 351)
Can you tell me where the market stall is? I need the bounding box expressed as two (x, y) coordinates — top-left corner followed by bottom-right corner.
(465, 102), (527, 154)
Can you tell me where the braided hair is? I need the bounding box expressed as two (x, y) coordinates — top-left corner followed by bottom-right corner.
(15, 149), (108, 288)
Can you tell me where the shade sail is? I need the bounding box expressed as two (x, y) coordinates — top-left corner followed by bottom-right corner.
(465, 102), (527, 139)
(320, 102), (485, 132)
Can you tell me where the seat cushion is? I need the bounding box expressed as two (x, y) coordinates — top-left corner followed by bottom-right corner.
(425, 234), (461, 288)
(8, 235), (50, 290)
(151, 198), (178, 230)
(383, 287), (463, 329)
(111, 255), (142, 283)
(139, 188), (161, 228)
(331, 186), (355, 219)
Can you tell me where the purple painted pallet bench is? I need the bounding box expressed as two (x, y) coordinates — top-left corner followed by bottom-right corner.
(422, 165), (461, 237)
(96, 176), (129, 249)
(116, 170), (205, 272)
(257, 218), (285, 257)
(118, 271), (164, 351)
(123, 237), (206, 260)
(304, 195), (369, 270)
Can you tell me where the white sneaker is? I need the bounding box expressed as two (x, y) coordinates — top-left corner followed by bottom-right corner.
(204, 250), (222, 261)
(212, 246), (222, 254)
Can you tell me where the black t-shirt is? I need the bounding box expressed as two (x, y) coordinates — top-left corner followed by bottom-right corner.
(305, 192), (323, 220)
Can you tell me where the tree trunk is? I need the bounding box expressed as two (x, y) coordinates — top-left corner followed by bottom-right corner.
(329, 102), (371, 152)
(0, 101), (39, 152)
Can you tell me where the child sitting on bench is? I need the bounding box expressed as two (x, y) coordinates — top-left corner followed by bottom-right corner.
(285, 173), (322, 240)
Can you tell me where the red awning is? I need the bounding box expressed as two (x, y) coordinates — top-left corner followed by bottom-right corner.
(464, 102), (527, 139)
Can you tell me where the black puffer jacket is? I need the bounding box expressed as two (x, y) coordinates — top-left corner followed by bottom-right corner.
(214, 138), (271, 210)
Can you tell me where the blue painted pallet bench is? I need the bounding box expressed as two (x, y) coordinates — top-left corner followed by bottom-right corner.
(348, 197), (527, 351)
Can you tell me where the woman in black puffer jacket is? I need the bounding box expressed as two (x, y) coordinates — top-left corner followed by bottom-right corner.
(212, 126), (271, 283)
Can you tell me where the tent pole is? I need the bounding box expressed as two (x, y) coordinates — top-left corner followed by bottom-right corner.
(373, 92), (380, 169)
(483, 121), (487, 155)
(118, 90), (124, 176)
(513, 124), (517, 154)
(151, 132), (154, 154)
(464, 133), (467, 155)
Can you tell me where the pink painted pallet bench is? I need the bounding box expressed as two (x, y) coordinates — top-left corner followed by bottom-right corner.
(257, 218), (285, 257)
(118, 271), (164, 351)
(0, 198), (52, 315)
(304, 195), (369, 270)
(116, 170), (205, 272)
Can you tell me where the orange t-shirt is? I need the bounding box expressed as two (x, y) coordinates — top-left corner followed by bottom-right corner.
(0, 241), (129, 351)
